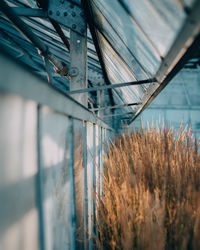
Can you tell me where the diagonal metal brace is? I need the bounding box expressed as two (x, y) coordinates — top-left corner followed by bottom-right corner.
(68, 78), (156, 94)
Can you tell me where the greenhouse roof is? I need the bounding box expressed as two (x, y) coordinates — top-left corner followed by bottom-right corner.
(0, 0), (200, 128)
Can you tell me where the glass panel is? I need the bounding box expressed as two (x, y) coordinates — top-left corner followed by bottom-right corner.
(0, 96), (39, 250)
(121, 0), (186, 56)
(97, 31), (146, 104)
(90, 1), (150, 80)
(91, 0), (161, 75)
(97, 31), (137, 83)
(40, 107), (73, 249)
(131, 68), (200, 138)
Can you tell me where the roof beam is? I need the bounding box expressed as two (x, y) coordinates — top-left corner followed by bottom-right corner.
(68, 78), (156, 94)
(10, 7), (47, 17)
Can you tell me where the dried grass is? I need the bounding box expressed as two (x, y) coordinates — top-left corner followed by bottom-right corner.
(95, 123), (200, 250)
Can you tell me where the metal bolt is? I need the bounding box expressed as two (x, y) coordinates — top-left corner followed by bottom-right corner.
(72, 24), (76, 29)
(80, 28), (85, 34)
(56, 11), (60, 16)
(69, 67), (79, 77)
(64, 12), (68, 16)
(49, 10), (53, 15)
(72, 11), (76, 17)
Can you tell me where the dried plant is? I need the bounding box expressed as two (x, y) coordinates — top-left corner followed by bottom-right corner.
(95, 123), (200, 250)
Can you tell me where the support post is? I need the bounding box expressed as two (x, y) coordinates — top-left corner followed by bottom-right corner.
(70, 24), (88, 106)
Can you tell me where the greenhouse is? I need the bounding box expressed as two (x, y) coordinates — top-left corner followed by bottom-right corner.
(0, 0), (200, 249)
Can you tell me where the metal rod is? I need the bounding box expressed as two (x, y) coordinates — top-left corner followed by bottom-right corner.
(90, 102), (141, 111)
(50, 18), (70, 51)
(69, 78), (156, 94)
(102, 112), (134, 118)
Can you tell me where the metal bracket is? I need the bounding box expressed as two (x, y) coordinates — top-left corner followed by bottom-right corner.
(48, 0), (85, 35)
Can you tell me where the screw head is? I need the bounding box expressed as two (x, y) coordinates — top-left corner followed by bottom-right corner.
(56, 11), (60, 16)
(72, 11), (76, 17)
(72, 24), (76, 29)
(64, 11), (68, 16)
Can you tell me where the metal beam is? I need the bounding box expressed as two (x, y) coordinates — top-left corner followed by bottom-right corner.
(70, 27), (88, 106)
(11, 7), (47, 17)
(69, 78), (156, 94)
(91, 102), (141, 111)
(0, 51), (112, 130)
(146, 105), (200, 110)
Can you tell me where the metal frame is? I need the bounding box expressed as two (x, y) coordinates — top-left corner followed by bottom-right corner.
(0, 51), (113, 130)
(1, 0), (200, 129)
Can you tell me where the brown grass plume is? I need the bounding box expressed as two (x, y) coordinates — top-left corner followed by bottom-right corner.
(95, 123), (200, 250)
